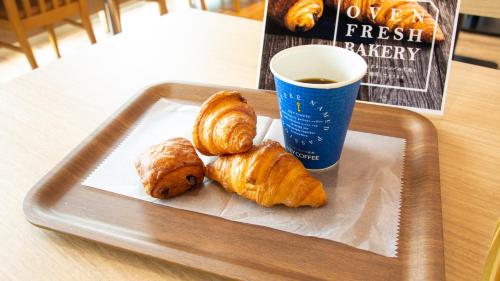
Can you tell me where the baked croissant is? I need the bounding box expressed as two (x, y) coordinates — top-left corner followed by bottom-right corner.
(135, 138), (205, 199)
(207, 140), (327, 207)
(328, 0), (444, 43)
(268, 0), (324, 32)
(193, 91), (257, 156)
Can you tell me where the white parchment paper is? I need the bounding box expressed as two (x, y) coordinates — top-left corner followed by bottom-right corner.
(83, 99), (406, 257)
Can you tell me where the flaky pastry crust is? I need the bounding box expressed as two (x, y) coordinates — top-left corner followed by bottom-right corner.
(207, 140), (327, 207)
(192, 91), (257, 156)
(135, 138), (205, 199)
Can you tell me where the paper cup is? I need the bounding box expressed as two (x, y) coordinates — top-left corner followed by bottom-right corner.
(270, 45), (367, 170)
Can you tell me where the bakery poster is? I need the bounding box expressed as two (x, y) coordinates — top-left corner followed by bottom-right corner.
(258, 0), (461, 114)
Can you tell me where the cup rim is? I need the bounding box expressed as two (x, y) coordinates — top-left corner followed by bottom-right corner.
(269, 45), (368, 89)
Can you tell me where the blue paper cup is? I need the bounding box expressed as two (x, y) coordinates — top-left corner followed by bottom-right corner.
(270, 45), (367, 170)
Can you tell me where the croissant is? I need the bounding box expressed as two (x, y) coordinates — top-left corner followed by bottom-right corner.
(193, 91), (257, 156)
(328, 0), (444, 43)
(268, 0), (324, 32)
(135, 138), (205, 199)
(207, 140), (327, 208)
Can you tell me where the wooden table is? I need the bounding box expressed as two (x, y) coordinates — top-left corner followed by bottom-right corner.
(0, 9), (498, 281)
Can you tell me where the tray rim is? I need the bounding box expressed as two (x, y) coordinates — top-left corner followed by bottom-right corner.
(23, 81), (443, 281)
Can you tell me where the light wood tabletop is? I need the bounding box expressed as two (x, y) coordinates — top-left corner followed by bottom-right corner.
(0, 9), (499, 281)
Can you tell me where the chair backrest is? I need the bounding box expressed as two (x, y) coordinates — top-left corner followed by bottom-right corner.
(1, 0), (80, 29)
(461, 0), (500, 19)
(15, 0), (75, 19)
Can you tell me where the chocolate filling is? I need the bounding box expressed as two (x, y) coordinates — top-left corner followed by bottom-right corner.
(161, 188), (170, 197)
(296, 25), (305, 33)
(186, 175), (197, 187)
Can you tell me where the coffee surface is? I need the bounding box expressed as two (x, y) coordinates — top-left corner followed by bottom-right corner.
(297, 78), (337, 84)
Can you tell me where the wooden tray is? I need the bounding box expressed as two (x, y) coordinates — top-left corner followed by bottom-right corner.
(23, 82), (444, 281)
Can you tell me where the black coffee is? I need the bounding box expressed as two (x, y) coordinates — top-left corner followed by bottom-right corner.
(297, 78), (337, 84)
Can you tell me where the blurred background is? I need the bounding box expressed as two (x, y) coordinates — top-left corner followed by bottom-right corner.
(0, 0), (499, 82)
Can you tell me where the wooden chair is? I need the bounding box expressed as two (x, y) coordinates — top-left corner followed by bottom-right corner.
(482, 218), (500, 281)
(198, 0), (240, 12)
(0, 0), (96, 69)
(454, 0), (500, 69)
(460, 0), (500, 19)
(103, 0), (168, 34)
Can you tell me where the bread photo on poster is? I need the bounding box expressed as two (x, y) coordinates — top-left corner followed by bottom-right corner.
(259, 0), (460, 113)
